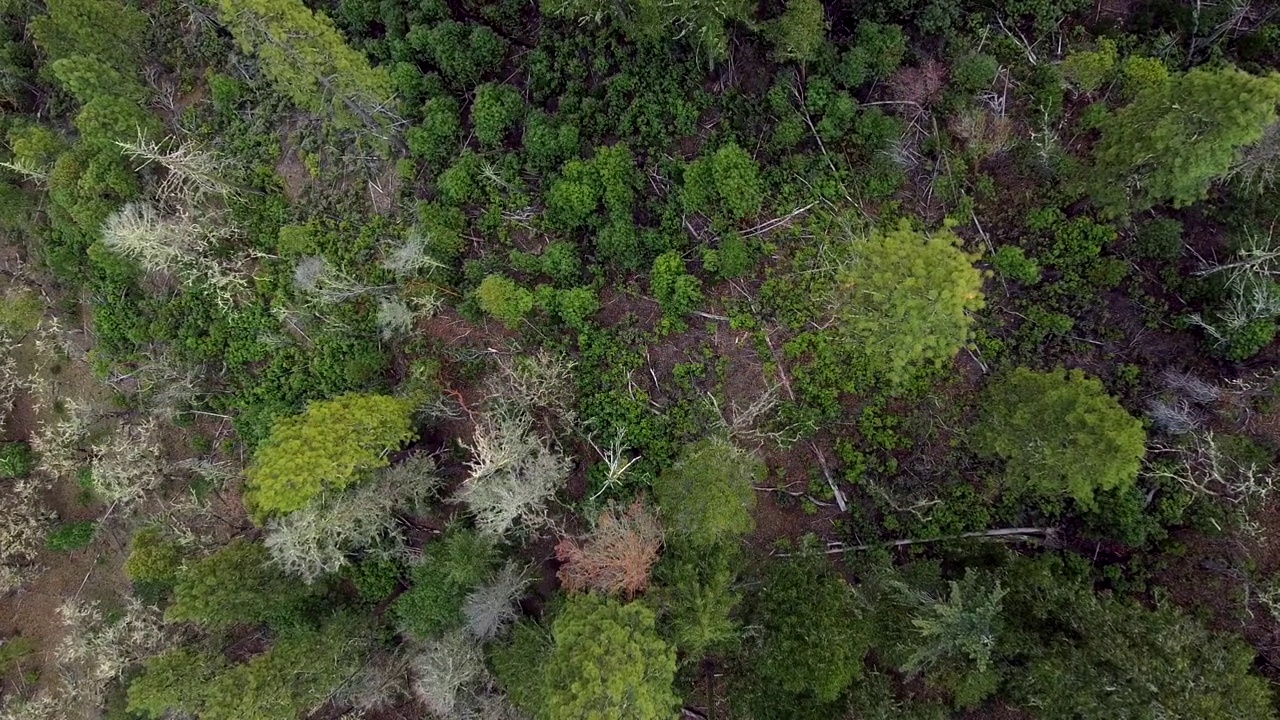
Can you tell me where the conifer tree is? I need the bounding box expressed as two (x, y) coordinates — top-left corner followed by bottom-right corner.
(1092, 66), (1280, 211)
(244, 393), (416, 520)
(213, 0), (398, 133)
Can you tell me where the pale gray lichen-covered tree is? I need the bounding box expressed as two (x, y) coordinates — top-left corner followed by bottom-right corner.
(454, 409), (571, 537)
(265, 454), (440, 582)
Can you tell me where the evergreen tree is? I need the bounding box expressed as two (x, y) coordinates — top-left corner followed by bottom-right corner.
(738, 557), (869, 718)
(774, 0), (826, 62)
(244, 393), (416, 519)
(539, 595), (679, 720)
(1092, 66), (1280, 211)
(166, 539), (313, 629)
(973, 367), (1146, 507)
(652, 439), (761, 547)
(128, 615), (372, 720)
(29, 0), (146, 72)
(867, 564), (1006, 708)
(213, 0), (398, 133)
(837, 220), (985, 385)
(1002, 554), (1277, 720)
(541, 0), (754, 59)
(647, 541), (742, 661)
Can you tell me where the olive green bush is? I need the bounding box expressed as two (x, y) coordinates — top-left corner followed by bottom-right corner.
(167, 539), (314, 629)
(973, 368), (1146, 507)
(652, 439), (762, 547)
(538, 594), (679, 720)
(682, 142), (763, 222)
(1091, 66), (1280, 211)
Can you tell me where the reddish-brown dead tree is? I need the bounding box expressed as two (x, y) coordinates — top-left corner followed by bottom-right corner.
(555, 499), (663, 598)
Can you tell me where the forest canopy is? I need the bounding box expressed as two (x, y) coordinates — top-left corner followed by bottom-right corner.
(2, 0), (1280, 719)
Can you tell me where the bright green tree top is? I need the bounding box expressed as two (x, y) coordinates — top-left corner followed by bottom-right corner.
(653, 439), (761, 547)
(838, 220), (985, 385)
(774, 0), (827, 63)
(213, 0), (396, 131)
(244, 393), (416, 519)
(973, 367), (1146, 507)
(1092, 66), (1280, 211)
(541, 594), (679, 720)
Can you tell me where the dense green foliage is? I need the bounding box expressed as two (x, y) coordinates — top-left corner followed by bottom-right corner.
(652, 439), (761, 546)
(738, 557), (869, 717)
(167, 540), (313, 629)
(837, 221), (985, 385)
(5, 0), (1280, 718)
(244, 393), (416, 519)
(129, 615), (370, 720)
(537, 594), (679, 719)
(393, 528), (498, 638)
(214, 0), (396, 130)
(1091, 66), (1280, 211)
(973, 368), (1147, 507)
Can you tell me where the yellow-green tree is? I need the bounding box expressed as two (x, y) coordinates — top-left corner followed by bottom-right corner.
(540, 595), (679, 719)
(244, 393), (415, 520)
(1091, 66), (1280, 211)
(837, 220), (985, 385)
(214, 0), (398, 133)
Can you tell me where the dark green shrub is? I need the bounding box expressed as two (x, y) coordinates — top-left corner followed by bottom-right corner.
(47, 520), (96, 552)
(540, 241), (582, 287)
(555, 287), (600, 328)
(405, 96), (460, 169)
(471, 83), (525, 148)
(410, 20), (507, 88)
(545, 145), (638, 232)
(1216, 317), (1277, 361)
(702, 236), (754, 280)
(347, 556), (404, 603)
(738, 556), (869, 717)
(0, 442), (35, 479)
(595, 221), (644, 270)
(836, 22), (906, 89)
(1134, 217), (1184, 260)
(523, 111), (580, 173)
(437, 152), (481, 205)
(393, 529), (498, 639)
